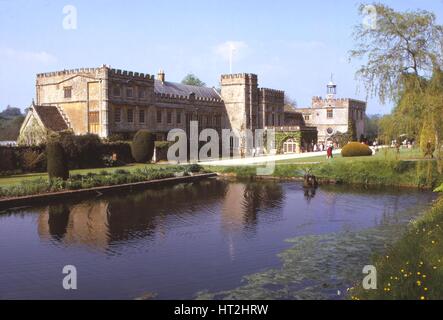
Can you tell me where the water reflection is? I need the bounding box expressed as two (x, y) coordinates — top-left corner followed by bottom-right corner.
(0, 179), (436, 299)
(37, 179), (285, 249)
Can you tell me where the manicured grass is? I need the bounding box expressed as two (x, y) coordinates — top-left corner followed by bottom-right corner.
(208, 148), (443, 189)
(276, 147), (423, 165)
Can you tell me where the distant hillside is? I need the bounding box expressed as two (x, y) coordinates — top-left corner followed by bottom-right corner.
(0, 106), (22, 119)
(0, 106), (25, 141)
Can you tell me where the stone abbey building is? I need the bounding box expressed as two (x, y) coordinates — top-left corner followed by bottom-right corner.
(18, 65), (318, 154)
(18, 65), (365, 154)
(298, 81), (366, 144)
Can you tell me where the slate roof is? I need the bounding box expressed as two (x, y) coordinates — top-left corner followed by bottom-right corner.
(154, 80), (221, 100)
(34, 105), (68, 131)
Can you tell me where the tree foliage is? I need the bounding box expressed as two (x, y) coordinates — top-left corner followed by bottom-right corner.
(350, 3), (443, 103)
(351, 4), (443, 162)
(181, 74), (206, 87)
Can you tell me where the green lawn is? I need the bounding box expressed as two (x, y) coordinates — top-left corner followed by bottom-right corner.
(0, 147), (433, 188)
(276, 147), (424, 165)
(207, 147), (442, 189)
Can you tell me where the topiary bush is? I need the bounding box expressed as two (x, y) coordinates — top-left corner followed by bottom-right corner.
(131, 130), (154, 163)
(46, 141), (69, 180)
(341, 142), (373, 157)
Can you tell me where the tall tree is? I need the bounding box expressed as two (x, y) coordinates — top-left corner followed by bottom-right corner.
(181, 74), (206, 87)
(350, 3), (443, 104)
(350, 4), (443, 156)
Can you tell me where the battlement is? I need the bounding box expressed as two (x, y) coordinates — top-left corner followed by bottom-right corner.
(312, 96), (350, 102)
(260, 87), (285, 96)
(220, 73), (258, 81)
(37, 67), (104, 78)
(109, 68), (154, 80)
(37, 66), (156, 80)
(155, 92), (223, 103)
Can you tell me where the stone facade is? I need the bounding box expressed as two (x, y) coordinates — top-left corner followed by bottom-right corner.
(298, 82), (366, 144)
(21, 65), (321, 155)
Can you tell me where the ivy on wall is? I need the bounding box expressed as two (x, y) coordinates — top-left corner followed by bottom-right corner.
(275, 131), (301, 153)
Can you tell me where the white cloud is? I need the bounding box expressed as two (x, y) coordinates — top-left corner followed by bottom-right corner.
(0, 48), (57, 64)
(214, 41), (249, 62)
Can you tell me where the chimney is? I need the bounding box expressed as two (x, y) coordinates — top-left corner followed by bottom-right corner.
(157, 69), (165, 83)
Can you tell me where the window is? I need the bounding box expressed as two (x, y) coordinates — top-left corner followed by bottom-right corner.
(327, 109), (334, 119)
(88, 112), (99, 134)
(157, 110), (162, 123)
(126, 87), (133, 98)
(176, 111), (182, 124)
(114, 108), (121, 123)
(139, 110), (145, 124)
(127, 108), (134, 123)
(138, 88), (145, 99)
(283, 139), (298, 154)
(167, 111), (172, 124)
(304, 115), (310, 121)
(113, 86), (121, 97)
(64, 87), (72, 99)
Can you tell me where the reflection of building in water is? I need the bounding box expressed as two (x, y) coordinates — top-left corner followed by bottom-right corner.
(221, 183), (249, 232)
(37, 180), (228, 249)
(221, 182), (284, 233)
(38, 201), (110, 249)
(37, 180), (285, 250)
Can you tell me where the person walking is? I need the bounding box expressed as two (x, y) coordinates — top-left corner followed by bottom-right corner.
(327, 145), (333, 159)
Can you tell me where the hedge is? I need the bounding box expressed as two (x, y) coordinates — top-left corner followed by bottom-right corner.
(0, 141), (134, 175)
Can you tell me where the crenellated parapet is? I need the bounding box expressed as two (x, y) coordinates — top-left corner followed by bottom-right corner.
(259, 88), (285, 100)
(155, 92), (224, 106)
(220, 73), (258, 80)
(109, 68), (155, 80)
(36, 67), (103, 78)
(220, 73), (258, 86)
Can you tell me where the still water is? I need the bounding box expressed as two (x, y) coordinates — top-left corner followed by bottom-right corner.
(0, 178), (436, 300)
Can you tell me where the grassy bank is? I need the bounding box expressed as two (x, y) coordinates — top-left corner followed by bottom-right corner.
(351, 196), (443, 300)
(210, 158), (442, 189)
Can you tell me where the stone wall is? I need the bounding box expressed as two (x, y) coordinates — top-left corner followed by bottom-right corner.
(299, 96), (366, 143)
(259, 88), (285, 128)
(36, 67), (107, 136)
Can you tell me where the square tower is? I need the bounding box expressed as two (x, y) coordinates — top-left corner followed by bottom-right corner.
(220, 73), (259, 133)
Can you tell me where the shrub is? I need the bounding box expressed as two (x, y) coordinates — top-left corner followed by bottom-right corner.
(341, 142), (373, 157)
(155, 141), (173, 162)
(46, 141), (69, 180)
(131, 130), (154, 163)
(56, 132), (103, 169)
(101, 142), (134, 164)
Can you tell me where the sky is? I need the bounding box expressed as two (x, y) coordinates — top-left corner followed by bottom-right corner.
(0, 0), (442, 115)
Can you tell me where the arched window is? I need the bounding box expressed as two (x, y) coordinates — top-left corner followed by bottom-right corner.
(283, 138), (298, 154)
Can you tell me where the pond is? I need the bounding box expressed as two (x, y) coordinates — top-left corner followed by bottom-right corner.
(0, 178), (436, 300)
